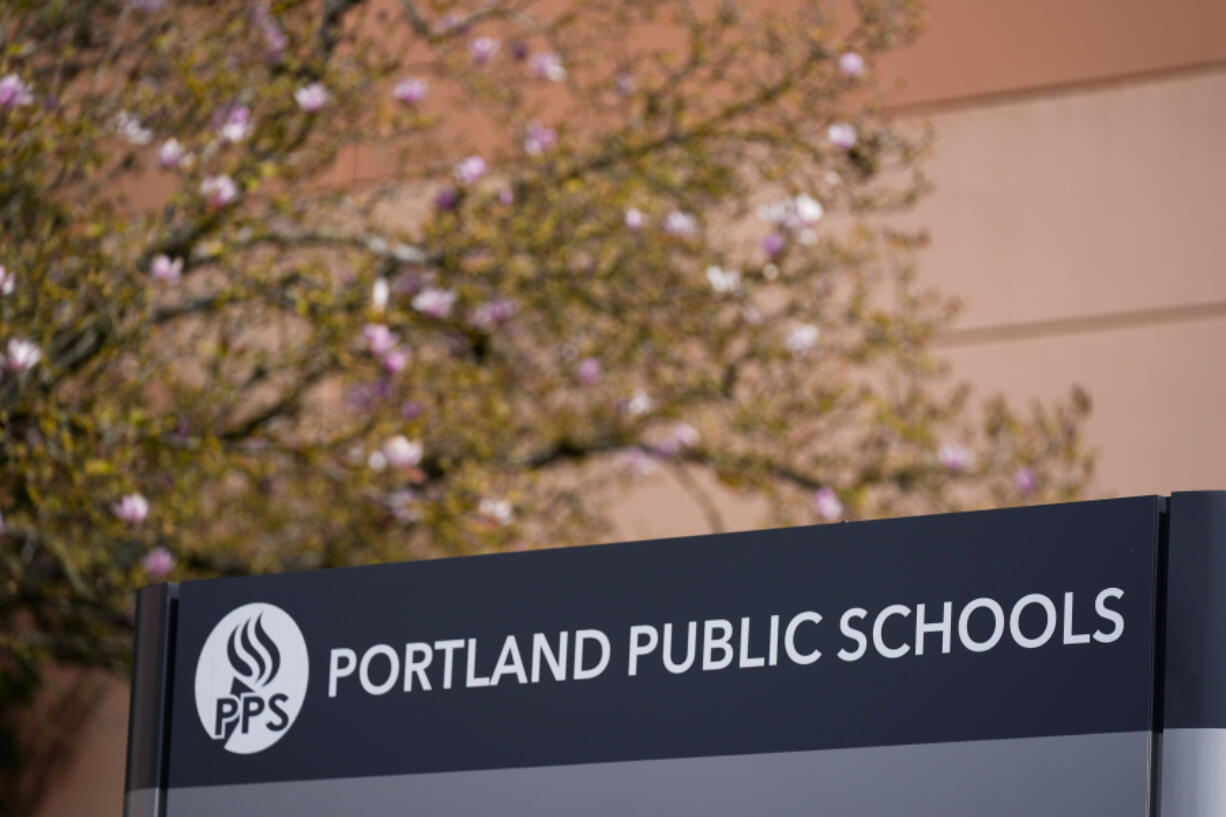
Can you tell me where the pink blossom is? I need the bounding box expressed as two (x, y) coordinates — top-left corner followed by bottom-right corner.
(814, 487), (844, 521)
(412, 287), (457, 318)
(530, 52), (567, 82)
(393, 77), (428, 105)
(141, 547), (176, 578)
(158, 139), (187, 169)
(383, 435), (423, 469)
(0, 74), (33, 108)
(838, 52), (865, 78)
(294, 82), (329, 112)
(469, 298), (517, 331)
(663, 422), (701, 454)
(252, 3), (288, 59)
(388, 490), (421, 523)
(939, 442), (974, 473)
(363, 323), (398, 355)
(619, 449), (658, 477)
(383, 348), (409, 374)
(219, 106), (252, 144)
(577, 357), (602, 385)
(0, 266), (14, 296)
(201, 175), (239, 208)
(663, 210), (697, 237)
(499, 187), (515, 206)
(523, 121), (557, 156)
(615, 72), (635, 95)
(624, 208), (645, 230)
(469, 37), (500, 64)
(827, 122), (857, 150)
(762, 231), (786, 259)
(1015, 467), (1037, 495)
(479, 497), (514, 525)
(3, 338), (41, 372)
(785, 324), (819, 354)
(434, 187), (458, 211)
(435, 13), (464, 35)
(453, 155), (487, 184)
(113, 493), (149, 524)
(150, 254), (183, 283)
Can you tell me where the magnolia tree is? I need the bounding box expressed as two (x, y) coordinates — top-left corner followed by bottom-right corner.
(1, 0), (1091, 711)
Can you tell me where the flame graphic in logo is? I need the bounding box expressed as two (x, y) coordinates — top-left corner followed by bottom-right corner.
(225, 613), (282, 690)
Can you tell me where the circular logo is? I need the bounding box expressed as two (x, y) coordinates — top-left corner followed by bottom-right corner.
(194, 602), (309, 754)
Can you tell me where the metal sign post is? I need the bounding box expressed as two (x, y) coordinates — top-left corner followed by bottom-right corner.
(123, 492), (1226, 816)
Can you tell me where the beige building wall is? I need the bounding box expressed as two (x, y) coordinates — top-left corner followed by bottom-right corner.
(27, 1), (1226, 814)
(913, 68), (1226, 497)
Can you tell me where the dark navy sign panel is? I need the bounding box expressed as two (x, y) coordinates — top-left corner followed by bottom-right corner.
(156, 496), (1160, 791)
(1163, 491), (1226, 729)
(1157, 492), (1226, 815)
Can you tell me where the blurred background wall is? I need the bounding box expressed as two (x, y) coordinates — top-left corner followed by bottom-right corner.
(29, 0), (1226, 813)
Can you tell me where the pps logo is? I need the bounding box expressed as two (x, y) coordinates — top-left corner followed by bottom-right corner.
(194, 602), (309, 754)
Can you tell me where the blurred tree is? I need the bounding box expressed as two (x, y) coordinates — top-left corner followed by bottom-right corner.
(0, 0), (1091, 787)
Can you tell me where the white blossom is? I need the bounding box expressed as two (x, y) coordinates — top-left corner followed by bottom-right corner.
(382, 435), (423, 469)
(838, 52), (865, 78)
(663, 210), (697, 237)
(115, 111), (153, 145)
(412, 287), (457, 319)
(219, 107), (253, 144)
(158, 139), (187, 169)
(294, 83), (329, 112)
(371, 278), (389, 311)
(785, 324), (820, 354)
(939, 443), (974, 473)
(3, 338), (42, 372)
(453, 155), (487, 184)
(626, 388), (653, 416)
(706, 265), (741, 294)
(201, 175), (239, 207)
(530, 53), (567, 82)
(479, 497), (514, 525)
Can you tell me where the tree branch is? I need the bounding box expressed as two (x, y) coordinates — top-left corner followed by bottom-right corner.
(668, 461), (726, 533)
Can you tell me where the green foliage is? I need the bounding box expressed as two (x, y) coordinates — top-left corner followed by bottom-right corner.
(0, 0), (1090, 712)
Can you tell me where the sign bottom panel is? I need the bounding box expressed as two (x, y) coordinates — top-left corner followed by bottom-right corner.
(152, 731), (1151, 817)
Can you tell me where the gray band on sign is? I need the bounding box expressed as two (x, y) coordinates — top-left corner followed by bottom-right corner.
(123, 789), (160, 817)
(162, 732), (1150, 817)
(1159, 728), (1226, 815)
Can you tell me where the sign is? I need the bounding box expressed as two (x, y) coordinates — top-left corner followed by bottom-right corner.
(124, 492), (1226, 816)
